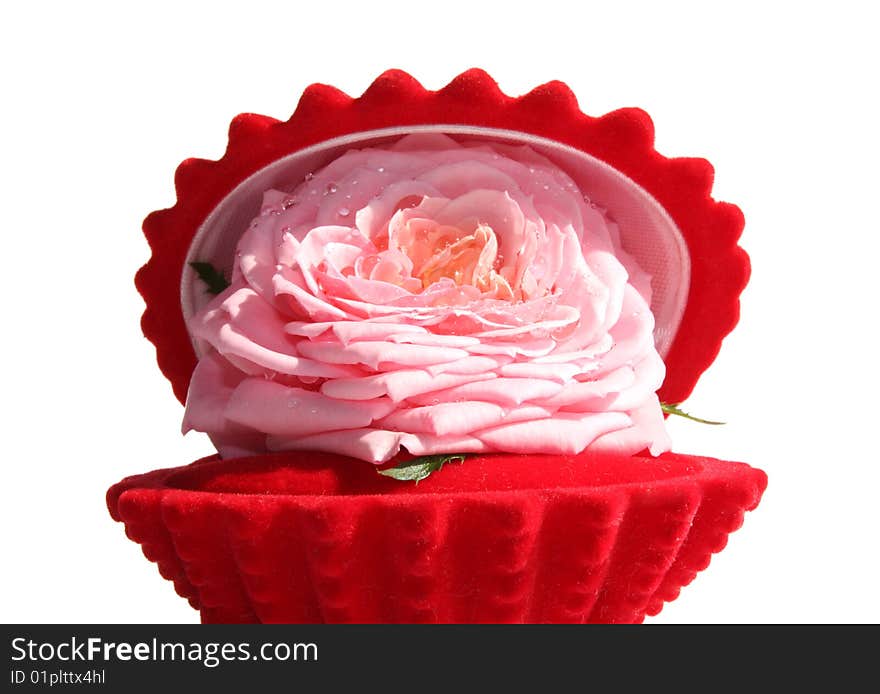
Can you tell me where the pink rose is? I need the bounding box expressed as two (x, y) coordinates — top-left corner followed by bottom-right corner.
(182, 133), (671, 463)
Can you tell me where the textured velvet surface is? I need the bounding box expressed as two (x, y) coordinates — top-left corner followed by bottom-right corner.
(109, 451), (766, 623)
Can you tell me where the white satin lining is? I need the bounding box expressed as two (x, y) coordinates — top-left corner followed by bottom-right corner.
(181, 125), (690, 358)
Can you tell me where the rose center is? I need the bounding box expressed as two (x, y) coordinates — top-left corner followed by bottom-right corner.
(397, 219), (515, 300)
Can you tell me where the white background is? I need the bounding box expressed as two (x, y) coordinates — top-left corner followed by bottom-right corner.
(2, 0), (877, 624)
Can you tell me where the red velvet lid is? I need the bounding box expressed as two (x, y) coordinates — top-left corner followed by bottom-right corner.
(136, 68), (748, 407)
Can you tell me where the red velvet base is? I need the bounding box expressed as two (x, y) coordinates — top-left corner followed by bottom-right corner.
(108, 451), (766, 623)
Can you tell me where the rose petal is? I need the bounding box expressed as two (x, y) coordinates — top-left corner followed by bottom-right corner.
(425, 355), (509, 375)
(398, 432), (488, 456)
(466, 338), (557, 358)
(407, 377), (563, 407)
(210, 431), (269, 459)
(598, 286), (657, 371)
(434, 190), (526, 261)
(225, 380), (394, 436)
(470, 304), (580, 339)
(532, 332), (614, 364)
(320, 370), (496, 402)
(218, 326), (358, 378)
(267, 428), (405, 464)
(285, 320), (427, 344)
(296, 339), (469, 369)
(498, 362), (582, 383)
(191, 288), (359, 378)
(474, 411), (632, 455)
(378, 401), (505, 436)
(181, 351), (248, 434)
(273, 267), (350, 321)
(391, 132), (461, 152)
(389, 332), (481, 348)
(417, 160), (520, 199)
(602, 350), (666, 411)
(320, 272), (414, 305)
(192, 287), (295, 355)
(356, 181), (444, 241)
(234, 209), (280, 304)
(537, 366), (637, 410)
(589, 397), (671, 456)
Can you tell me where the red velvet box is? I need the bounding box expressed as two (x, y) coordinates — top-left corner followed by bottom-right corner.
(107, 69), (766, 623)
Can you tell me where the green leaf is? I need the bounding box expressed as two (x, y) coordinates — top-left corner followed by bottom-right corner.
(189, 261), (230, 295)
(661, 402), (725, 426)
(378, 453), (467, 483)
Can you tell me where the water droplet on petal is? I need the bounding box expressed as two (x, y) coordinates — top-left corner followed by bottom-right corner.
(282, 197), (298, 209)
(338, 207), (350, 217)
(543, 184), (551, 191)
(377, 166), (385, 173)
(287, 399), (299, 409)
(304, 172), (314, 181)
(325, 183), (338, 195)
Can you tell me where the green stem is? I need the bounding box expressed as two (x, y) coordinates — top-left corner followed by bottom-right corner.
(661, 402), (725, 426)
